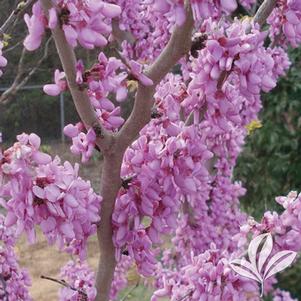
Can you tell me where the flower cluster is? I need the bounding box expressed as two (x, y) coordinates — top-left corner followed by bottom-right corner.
(0, 133), (101, 258)
(187, 19), (278, 109)
(43, 69), (67, 96)
(3, 0), (300, 300)
(236, 191), (301, 253)
(24, 1), (57, 51)
(56, 0), (121, 49)
(268, 0), (301, 48)
(64, 124), (96, 163)
(152, 245), (262, 301)
(153, 0), (238, 25)
(111, 75), (214, 276)
(24, 0), (121, 51)
(59, 261), (96, 301)
(0, 214), (32, 301)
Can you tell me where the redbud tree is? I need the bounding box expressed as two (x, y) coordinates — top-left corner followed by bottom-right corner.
(1, 0), (301, 300)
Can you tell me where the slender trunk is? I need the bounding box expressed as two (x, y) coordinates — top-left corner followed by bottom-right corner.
(95, 154), (123, 301)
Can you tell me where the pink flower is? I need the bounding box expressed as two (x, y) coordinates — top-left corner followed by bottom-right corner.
(24, 2), (46, 51)
(128, 60), (153, 86)
(0, 133), (101, 258)
(43, 69), (67, 96)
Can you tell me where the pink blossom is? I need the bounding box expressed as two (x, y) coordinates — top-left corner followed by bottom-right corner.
(59, 261), (96, 301)
(43, 69), (67, 96)
(23, 2), (46, 51)
(0, 41), (7, 77)
(128, 60), (153, 86)
(0, 133), (101, 258)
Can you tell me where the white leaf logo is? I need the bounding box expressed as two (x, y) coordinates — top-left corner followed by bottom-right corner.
(230, 233), (297, 297)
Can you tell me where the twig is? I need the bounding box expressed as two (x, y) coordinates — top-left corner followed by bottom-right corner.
(111, 19), (135, 47)
(253, 0), (277, 27)
(0, 37), (53, 104)
(3, 40), (23, 54)
(41, 275), (88, 298)
(0, 0), (35, 37)
(120, 283), (139, 301)
(41, 275), (72, 289)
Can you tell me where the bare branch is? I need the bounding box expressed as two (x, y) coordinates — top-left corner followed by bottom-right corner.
(0, 38), (52, 104)
(0, 0), (35, 37)
(253, 0), (277, 27)
(40, 0), (113, 154)
(111, 19), (135, 47)
(41, 275), (88, 298)
(41, 275), (72, 289)
(3, 40), (23, 54)
(116, 0), (194, 150)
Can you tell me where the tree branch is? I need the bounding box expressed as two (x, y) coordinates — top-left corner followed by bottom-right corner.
(253, 0), (277, 27)
(0, 0), (35, 37)
(0, 38), (52, 104)
(111, 19), (135, 47)
(116, 0), (194, 150)
(41, 275), (88, 298)
(40, 0), (113, 154)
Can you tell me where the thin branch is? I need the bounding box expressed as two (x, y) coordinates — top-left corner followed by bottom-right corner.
(0, 0), (35, 37)
(41, 275), (72, 289)
(111, 19), (135, 47)
(116, 0), (194, 150)
(0, 38), (52, 104)
(41, 275), (88, 298)
(253, 0), (277, 27)
(40, 0), (113, 154)
(3, 40), (23, 54)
